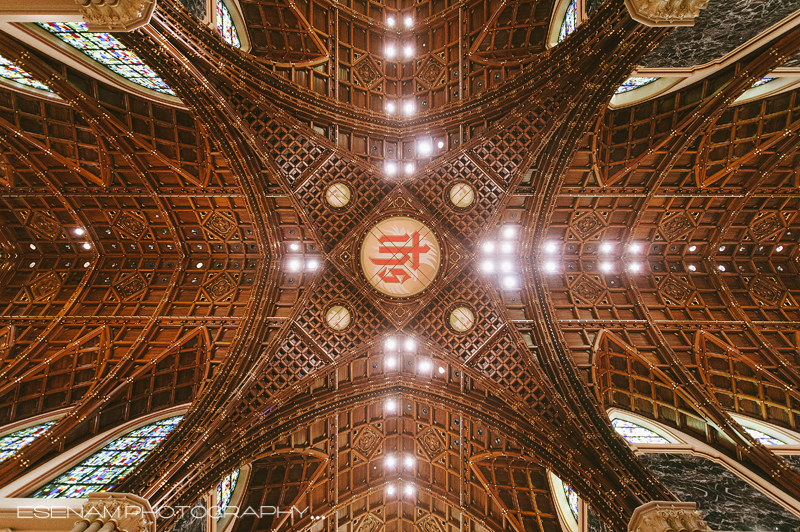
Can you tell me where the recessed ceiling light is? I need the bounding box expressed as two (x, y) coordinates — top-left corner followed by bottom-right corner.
(482, 261), (494, 272)
(306, 259), (319, 270)
(600, 242), (613, 253)
(386, 338), (397, 350)
(418, 141), (431, 155)
(385, 456), (396, 468)
(437, 141), (444, 149)
(600, 262), (612, 272)
(483, 242), (495, 252)
(29, 244), (36, 250)
(386, 357), (396, 368)
(403, 45), (414, 58)
(688, 264), (697, 271)
(289, 243), (300, 251)
(500, 261), (512, 272)
(404, 16), (413, 27)
(628, 263), (641, 272)
(404, 338), (416, 351)
(386, 102), (396, 114)
(502, 226), (516, 238)
(544, 242), (557, 253)
(29, 262), (36, 268)
(385, 162), (397, 176)
(500, 242), (513, 253)
(83, 261), (90, 268)
(502, 276), (516, 288)
(419, 360), (432, 372)
(404, 163), (415, 175)
(82, 243), (91, 250)
(544, 262), (557, 273)
(438, 366), (445, 374)
(387, 485), (396, 495)
(387, 16), (395, 27)
(404, 456), (415, 468)
(719, 245), (726, 252)
(386, 400), (396, 411)
(629, 243), (641, 253)
(385, 44), (396, 58)
(288, 259), (301, 271)
(74, 227), (85, 236)
(717, 264), (726, 272)
(404, 484), (414, 496)
(776, 245), (784, 252)
(403, 101), (415, 115)
(688, 245), (697, 252)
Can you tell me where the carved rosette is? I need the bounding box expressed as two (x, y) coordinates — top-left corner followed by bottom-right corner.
(353, 427), (380, 457)
(79, 0), (157, 32)
(629, 501), (711, 532)
(115, 274), (147, 300)
(30, 272), (61, 300)
(625, 0), (710, 27)
(356, 514), (383, 532)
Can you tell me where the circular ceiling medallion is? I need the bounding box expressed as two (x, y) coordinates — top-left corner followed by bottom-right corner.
(360, 216), (441, 297)
(449, 306), (475, 333)
(449, 182), (476, 209)
(325, 182), (351, 208)
(325, 304), (352, 330)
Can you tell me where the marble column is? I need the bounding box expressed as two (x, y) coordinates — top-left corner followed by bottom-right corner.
(628, 501), (712, 532)
(0, 0), (156, 31)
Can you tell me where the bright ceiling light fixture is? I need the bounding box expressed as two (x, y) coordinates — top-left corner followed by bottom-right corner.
(688, 264), (697, 271)
(82, 242), (92, 250)
(437, 140), (444, 149)
(404, 484), (414, 496)
(600, 262), (612, 272)
(74, 227), (85, 236)
(404, 163), (415, 175)
(417, 141), (431, 155)
(287, 259), (301, 271)
(482, 261), (495, 272)
(502, 276), (516, 288)
(629, 243), (641, 253)
(385, 44), (396, 58)
(544, 242), (557, 253)
(404, 455), (415, 468)
(386, 101), (396, 114)
(306, 259), (319, 270)
(386, 16), (395, 27)
(544, 262), (557, 273)
(386, 400), (396, 412)
(483, 242), (495, 252)
(403, 45), (414, 58)
(385, 337), (397, 351)
(628, 263), (641, 272)
(404, 338), (416, 351)
(600, 242), (613, 253)
(403, 101), (415, 115)
(404, 16), (413, 27)
(385, 162), (397, 176)
(688, 245), (697, 252)
(502, 226), (516, 238)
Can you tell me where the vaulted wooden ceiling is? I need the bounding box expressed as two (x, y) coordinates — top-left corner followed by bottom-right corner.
(1, 1), (800, 532)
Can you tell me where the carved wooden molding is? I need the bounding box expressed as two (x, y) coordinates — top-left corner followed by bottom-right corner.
(83, 493), (155, 532)
(79, 0), (157, 31)
(629, 501), (712, 532)
(0, 0), (155, 30)
(624, 0), (709, 27)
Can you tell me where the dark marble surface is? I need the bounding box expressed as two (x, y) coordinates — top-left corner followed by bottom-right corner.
(178, 0), (207, 20)
(784, 52), (800, 67)
(641, 0), (800, 68)
(169, 499), (207, 532)
(782, 454), (800, 470)
(639, 453), (800, 531)
(587, 508), (612, 532)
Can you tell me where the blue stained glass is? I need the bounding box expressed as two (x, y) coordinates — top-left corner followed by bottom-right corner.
(751, 76), (776, 89)
(563, 484), (579, 522)
(216, 469), (240, 519)
(31, 416), (183, 498)
(0, 421), (57, 461)
(612, 419), (670, 444)
(744, 427), (785, 445)
(216, 1), (241, 48)
(36, 22), (174, 95)
(0, 54), (50, 91)
(558, 0), (578, 43)
(615, 76), (659, 94)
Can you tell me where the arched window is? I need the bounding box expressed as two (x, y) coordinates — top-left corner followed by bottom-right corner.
(616, 76), (660, 94)
(563, 483), (579, 521)
(0, 54), (50, 91)
(752, 76), (776, 88)
(548, 472), (579, 532)
(31, 415), (182, 498)
(216, 469), (240, 519)
(36, 23), (174, 95)
(558, 0), (578, 43)
(744, 427), (786, 445)
(216, 0), (241, 48)
(0, 421), (57, 462)
(612, 419), (670, 444)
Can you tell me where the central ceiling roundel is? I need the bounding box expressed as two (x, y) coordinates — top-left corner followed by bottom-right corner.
(360, 217), (441, 297)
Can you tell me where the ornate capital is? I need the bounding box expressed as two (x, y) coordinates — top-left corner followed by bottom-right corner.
(83, 493), (155, 532)
(624, 0), (709, 27)
(77, 0), (157, 31)
(629, 501), (712, 532)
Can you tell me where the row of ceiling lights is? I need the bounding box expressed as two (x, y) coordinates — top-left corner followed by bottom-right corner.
(481, 226), (519, 289)
(383, 140), (446, 176)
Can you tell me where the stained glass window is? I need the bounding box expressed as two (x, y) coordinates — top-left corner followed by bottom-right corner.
(36, 23), (174, 95)
(558, 0), (578, 43)
(563, 484), (579, 521)
(0, 54), (50, 91)
(615, 77), (659, 94)
(751, 76), (776, 88)
(31, 416), (182, 498)
(216, 469), (240, 519)
(745, 427), (785, 445)
(0, 421), (57, 462)
(612, 419), (670, 444)
(216, 1), (241, 48)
